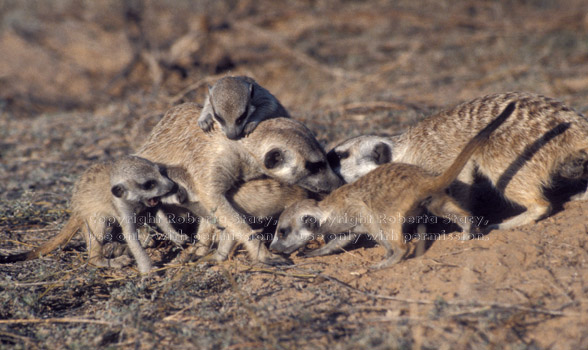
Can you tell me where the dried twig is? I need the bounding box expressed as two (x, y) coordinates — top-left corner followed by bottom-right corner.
(0, 318), (114, 326)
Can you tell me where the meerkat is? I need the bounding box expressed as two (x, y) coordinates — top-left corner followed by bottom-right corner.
(327, 135), (395, 184)
(198, 75), (290, 140)
(169, 177), (322, 262)
(138, 102), (342, 265)
(327, 92), (588, 230)
(0, 156), (178, 273)
(270, 103), (514, 267)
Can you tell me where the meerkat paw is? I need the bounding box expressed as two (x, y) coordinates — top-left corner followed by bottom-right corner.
(459, 232), (474, 241)
(370, 249), (405, 270)
(209, 250), (229, 262)
(459, 227), (479, 241)
(168, 231), (190, 246)
(179, 243), (212, 263)
(243, 122), (259, 136)
(198, 114), (215, 133)
(89, 255), (133, 269)
(301, 248), (329, 258)
(260, 253), (292, 266)
(370, 256), (403, 270)
(113, 255), (134, 268)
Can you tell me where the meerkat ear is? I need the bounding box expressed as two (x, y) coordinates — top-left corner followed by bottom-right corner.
(264, 148), (284, 169)
(372, 142), (392, 165)
(207, 84), (213, 95)
(249, 83), (254, 99)
(176, 187), (188, 204)
(301, 215), (320, 231)
(111, 184), (126, 198)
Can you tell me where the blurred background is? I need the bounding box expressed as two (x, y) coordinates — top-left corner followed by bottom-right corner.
(2, 0), (587, 122)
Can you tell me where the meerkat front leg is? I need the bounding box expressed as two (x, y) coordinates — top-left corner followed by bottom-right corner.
(154, 209), (189, 246)
(118, 210), (153, 274)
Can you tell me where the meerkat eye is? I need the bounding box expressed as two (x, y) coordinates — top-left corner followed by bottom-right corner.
(141, 180), (157, 190)
(213, 113), (226, 126)
(337, 151), (350, 160)
(305, 161), (326, 175)
(278, 227), (290, 239)
(235, 105), (249, 125)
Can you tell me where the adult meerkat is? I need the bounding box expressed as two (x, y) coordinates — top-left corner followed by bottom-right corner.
(271, 103), (514, 267)
(1, 156), (177, 273)
(327, 92), (588, 230)
(138, 103), (342, 265)
(327, 135), (394, 184)
(198, 76), (290, 140)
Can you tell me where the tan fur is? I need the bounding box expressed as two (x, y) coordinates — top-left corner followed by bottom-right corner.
(138, 103), (341, 265)
(1, 156), (177, 273)
(272, 103), (514, 268)
(328, 92), (588, 230)
(172, 178), (319, 262)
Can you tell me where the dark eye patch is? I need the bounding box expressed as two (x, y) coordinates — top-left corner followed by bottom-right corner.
(327, 150), (349, 168)
(141, 180), (157, 190)
(305, 160), (326, 175)
(213, 113), (226, 126)
(235, 105), (249, 125)
(278, 227), (290, 239)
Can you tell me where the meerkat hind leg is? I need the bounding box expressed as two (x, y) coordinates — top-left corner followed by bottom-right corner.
(560, 151), (588, 201)
(490, 190), (551, 231)
(425, 193), (481, 241)
(370, 221), (408, 270)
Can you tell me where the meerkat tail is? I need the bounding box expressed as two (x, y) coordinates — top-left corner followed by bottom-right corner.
(425, 102), (516, 193)
(0, 215), (82, 263)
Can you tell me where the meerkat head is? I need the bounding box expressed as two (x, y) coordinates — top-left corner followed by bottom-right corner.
(109, 156), (176, 209)
(158, 166), (196, 206)
(243, 118), (344, 194)
(208, 76), (256, 140)
(270, 199), (323, 254)
(327, 135), (394, 183)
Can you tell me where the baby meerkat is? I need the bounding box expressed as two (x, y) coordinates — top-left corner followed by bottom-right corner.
(138, 103), (342, 266)
(169, 177), (321, 262)
(271, 103), (514, 268)
(198, 76), (290, 140)
(327, 92), (588, 230)
(1, 156), (177, 273)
